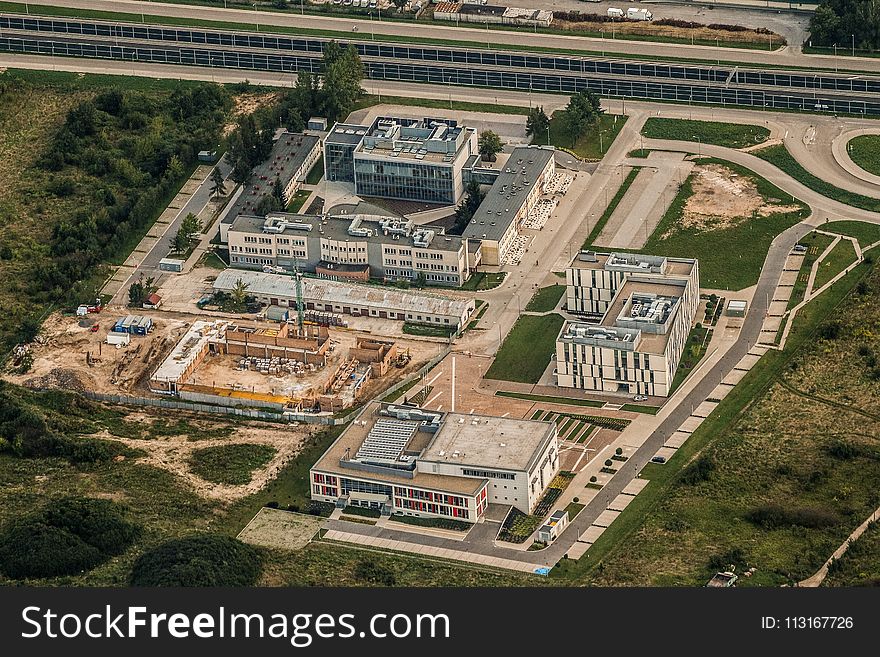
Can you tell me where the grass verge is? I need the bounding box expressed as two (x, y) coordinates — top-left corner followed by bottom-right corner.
(813, 238), (858, 292)
(525, 284), (565, 313)
(584, 167), (641, 248)
(642, 118), (770, 149)
(545, 114), (627, 161)
(484, 314), (565, 384)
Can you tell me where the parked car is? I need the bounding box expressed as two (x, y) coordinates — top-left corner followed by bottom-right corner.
(633, 395), (648, 402)
(651, 456), (666, 464)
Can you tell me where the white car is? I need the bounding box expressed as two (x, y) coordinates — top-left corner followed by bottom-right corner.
(633, 395), (649, 402)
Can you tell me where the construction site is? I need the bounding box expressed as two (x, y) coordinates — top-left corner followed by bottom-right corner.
(4, 308), (434, 415)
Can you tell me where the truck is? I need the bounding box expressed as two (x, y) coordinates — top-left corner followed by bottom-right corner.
(627, 7), (653, 21)
(607, 7), (624, 18)
(106, 332), (130, 347)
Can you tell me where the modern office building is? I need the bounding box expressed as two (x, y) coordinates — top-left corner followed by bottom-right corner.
(222, 131), (321, 227)
(309, 401), (560, 521)
(324, 116), (477, 204)
(555, 251), (699, 398)
(461, 145), (555, 265)
(226, 212), (478, 287)
(212, 269), (476, 331)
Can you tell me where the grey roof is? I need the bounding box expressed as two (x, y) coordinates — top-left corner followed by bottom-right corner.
(462, 146), (554, 243)
(460, 4), (507, 17)
(226, 131), (319, 220)
(228, 212), (467, 253)
(325, 123), (369, 146)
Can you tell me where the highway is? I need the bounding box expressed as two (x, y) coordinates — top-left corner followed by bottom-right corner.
(5, 16), (880, 114)
(15, 0), (880, 74)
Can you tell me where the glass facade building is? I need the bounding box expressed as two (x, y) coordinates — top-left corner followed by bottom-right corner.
(325, 141), (356, 182)
(354, 159), (456, 204)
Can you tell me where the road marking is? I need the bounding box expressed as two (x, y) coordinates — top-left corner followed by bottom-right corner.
(426, 370), (444, 387)
(425, 393), (443, 407)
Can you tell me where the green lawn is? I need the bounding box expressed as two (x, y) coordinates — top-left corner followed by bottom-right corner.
(669, 324), (711, 394)
(495, 391), (604, 408)
(813, 238), (858, 292)
(642, 118), (770, 150)
(846, 135), (880, 177)
(755, 144), (880, 213)
(637, 158), (808, 290)
(460, 271), (507, 291)
(525, 284), (565, 312)
(304, 156), (324, 186)
(286, 189), (311, 214)
(544, 113), (628, 161)
(484, 314), (565, 384)
(823, 220), (880, 249)
(188, 444), (277, 486)
(787, 232), (836, 311)
(584, 167), (641, 248)
(199, 250), (228, 270)
(550, 256), (878, 586)
(620, 404), (660, 415)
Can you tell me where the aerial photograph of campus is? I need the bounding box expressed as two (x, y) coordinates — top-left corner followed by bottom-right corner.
(1, 0), (879, 592)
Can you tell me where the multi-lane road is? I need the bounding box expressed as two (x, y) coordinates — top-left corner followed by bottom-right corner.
(5, 13), (880, 114)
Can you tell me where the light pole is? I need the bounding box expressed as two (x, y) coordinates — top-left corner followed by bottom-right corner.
(546, 124), (550, 146)
(852, 34), (855, 57)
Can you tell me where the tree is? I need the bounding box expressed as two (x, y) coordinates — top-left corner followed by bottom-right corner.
(130, 535), (262, 586)
(171, 227), (190, 254)
(230, 277), (250, 307)
(272, 175), (285, 204)
(210, 167), (226, 198)
(478, 130), (504, 162)
(526, 106), (551, 142)
(321, 42), (364, 122)
(128, 274), (156, 307)
(452, 181), (486, 234)
(390, 0), (408, 11)
(562, 90), (603, 141)
(180, 212), (202, 239)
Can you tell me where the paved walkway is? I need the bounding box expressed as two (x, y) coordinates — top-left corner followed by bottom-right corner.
(798, 505), (880, 587)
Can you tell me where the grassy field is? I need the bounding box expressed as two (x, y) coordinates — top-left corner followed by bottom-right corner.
(286, 189), (311, 214)
(637, 158), (808, 290)
(584, 167), (641, 248)
(845, 135), (880, 178)
(755, 144), (880, 213)
(484, 314), (565, 384)
(551, 256), (879, 586)
(823, 520), (880, 587)
(188, 444), (277, 486)
(822, 220), (880, 249)
(402, 322), (456, 338)
(545, 113), (627, 161)
(787, 232), (836, 310)
(525, 284), (565, 312)
(642, 118), (771, 149)
(813, 238), (858, 292)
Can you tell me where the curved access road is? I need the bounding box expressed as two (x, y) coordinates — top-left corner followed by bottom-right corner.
(830, 128), (880, 189)
(19, 0), (880, 74)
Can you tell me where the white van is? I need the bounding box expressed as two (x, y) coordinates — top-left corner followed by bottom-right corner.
(607, 7), (624, 18)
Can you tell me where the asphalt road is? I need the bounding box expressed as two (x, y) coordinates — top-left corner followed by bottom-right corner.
(18, 0), (878, 73)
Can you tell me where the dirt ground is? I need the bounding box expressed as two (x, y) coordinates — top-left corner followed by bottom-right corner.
(3, 311), (190, 394)
(93, 410), (313, 503)
(677, 163), (802, 234)
(237, 507), (323, 550)
(223, 91), (280, 136)
(551, 18), (781, 46)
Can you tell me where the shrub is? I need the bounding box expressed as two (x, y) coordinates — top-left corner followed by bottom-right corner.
(604, 459), (613, 467)
(707, 548), (747, 572)
(615, 447), (623, 455)
(573, 497), (580, 504)
(0, 497), (140, 579)
(353, 560), (396, 586)
(679, 455), (716, 485)
(826, 440), (862, 460)
(745, 505), (839, 530)
(589, 476), (597, 483)
(130, 535), (262, 586)
(818, 320), (842, 340)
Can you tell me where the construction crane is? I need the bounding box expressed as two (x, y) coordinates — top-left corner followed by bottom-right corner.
(293, 255), (305, 332)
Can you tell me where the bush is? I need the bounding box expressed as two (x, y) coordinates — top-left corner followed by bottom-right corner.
(604, 459), (613, 467)
(589, 476), (597, 483)
(573, 497), (580, 503)
(0, 497), (140, 579)
(707, 547), (747, 572)
(826, 440), (863, 460)
(745, 505), (839, 530)
(679, 455), (715, 485)
(615, 447), (623, 455)
(818, 320), (843, 340)
(353, 559), (396, 586)
(130, 535), (262, 586)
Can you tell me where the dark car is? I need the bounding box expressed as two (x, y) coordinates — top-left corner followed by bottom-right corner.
(651, 456), (666, 464)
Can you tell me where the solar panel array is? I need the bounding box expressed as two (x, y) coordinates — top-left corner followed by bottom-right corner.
(355, 418), (419, 464)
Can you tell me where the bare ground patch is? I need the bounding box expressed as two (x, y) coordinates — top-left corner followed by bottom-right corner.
(90, 416), (314, 503)
(670, 163), (802, 236)
(237, 507), (323, 551)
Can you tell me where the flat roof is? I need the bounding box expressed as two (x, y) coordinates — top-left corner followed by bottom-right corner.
(601, 280), (686, 354)
(325, 123), (369, 146)
(356, 116), (472, 165)
(225, 131), (320, 220)
(228, 212), (466, 253)
(462, 146), (554, 243)
(420, 413), (556, 473)
(213, 269), (473, 319)
(570, 251), (696, 278)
